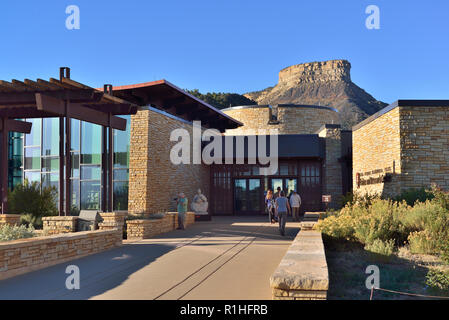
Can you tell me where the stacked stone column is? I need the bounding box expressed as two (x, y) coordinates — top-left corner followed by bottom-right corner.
(318, 124), (343, 209)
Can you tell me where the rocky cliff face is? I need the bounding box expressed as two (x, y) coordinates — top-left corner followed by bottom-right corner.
(245, 60), (387, 129)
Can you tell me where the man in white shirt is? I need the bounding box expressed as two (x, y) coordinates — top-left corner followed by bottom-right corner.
(290, 190), (302, 222)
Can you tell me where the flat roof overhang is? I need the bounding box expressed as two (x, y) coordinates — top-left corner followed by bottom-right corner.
(110, 80), (243, 133)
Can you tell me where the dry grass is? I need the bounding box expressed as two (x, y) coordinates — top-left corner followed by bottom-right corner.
(324, 237), (449, 300)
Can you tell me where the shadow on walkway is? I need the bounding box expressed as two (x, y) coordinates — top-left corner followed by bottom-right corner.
(0, 216), (299, 300)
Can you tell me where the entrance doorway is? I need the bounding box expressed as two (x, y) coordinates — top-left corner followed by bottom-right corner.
(270, 178), (298, 197)
(234, 178), (262, 215)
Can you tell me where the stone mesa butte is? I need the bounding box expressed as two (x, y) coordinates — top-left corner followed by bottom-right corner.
(244, 59), (387, 129)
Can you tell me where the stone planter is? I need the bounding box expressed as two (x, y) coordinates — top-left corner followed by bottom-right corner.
(42, 216), (78, 235)
(127, 212), (195, 240)
(0, 214), (21, 227)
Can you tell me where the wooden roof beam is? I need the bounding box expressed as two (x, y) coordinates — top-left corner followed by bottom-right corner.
(0, 89), (102, 106)
(36, 93), (127, 130)
(0, 119), (32, 133)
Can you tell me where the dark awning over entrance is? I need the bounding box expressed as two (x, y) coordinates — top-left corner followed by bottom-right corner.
(206, 134), (324, 160)
(109, 80), (243, 132)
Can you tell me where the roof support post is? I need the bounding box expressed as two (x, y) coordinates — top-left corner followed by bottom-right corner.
(65, 101), (71, 216)
(59, 117), (64, 216)
(101, 126), (107, 212)
(108, 116), (113, 212)
(1, 118), (8, 214)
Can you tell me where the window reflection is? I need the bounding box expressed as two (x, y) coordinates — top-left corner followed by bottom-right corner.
(42, 118), (59, 156)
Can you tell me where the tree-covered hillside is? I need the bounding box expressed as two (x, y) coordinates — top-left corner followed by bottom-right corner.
(187, 89), (256, 110)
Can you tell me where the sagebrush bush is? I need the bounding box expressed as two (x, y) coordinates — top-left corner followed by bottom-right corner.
(316, 198), (408, 245)
(0, 224), (35, 242)
(426, 269), (449, 292)
(317, 188), (449, 259)
(408, 230), (439, 254)
(364, 239), (395, 256)
(353, 199), (408, 245)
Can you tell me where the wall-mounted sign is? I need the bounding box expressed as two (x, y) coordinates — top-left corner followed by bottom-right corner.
(322, 195), (332, 203)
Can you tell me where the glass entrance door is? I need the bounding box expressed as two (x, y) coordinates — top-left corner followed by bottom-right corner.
(270, 178), (298, 197)
(234, 178), (262, 214)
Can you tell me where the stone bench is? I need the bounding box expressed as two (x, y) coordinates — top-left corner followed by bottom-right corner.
(270, 229), (329, 300)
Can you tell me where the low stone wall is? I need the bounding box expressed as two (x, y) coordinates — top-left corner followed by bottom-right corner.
(0, 229), (122, 281)
(270, 230), (329, 300)
(127, 212), (195, 240)
(42, 216), (78, 235)
(0, 215), (21, 227)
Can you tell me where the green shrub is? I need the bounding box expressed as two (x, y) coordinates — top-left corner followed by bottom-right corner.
(316, 198), (408, 245)
(440, 240), (449, 263)
(408, 230), (439, 254)
(126, 212), (166, 221)
(364, 239), (395, 256)
(394, 188), (434, 206)
(8, 179), (58, 228)
(339, 192), (380, 208)
(426, 269), (449, 292)
(0, 224), (35, 242)
(430, 186), (449, 211)
(353, 199), (407, 245)
(318, 189), (449, 258)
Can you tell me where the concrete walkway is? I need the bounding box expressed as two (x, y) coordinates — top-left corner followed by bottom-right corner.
(0, 216), (300, 300)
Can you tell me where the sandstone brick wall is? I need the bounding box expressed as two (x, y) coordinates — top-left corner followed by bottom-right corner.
(0, 215), (21, 227)
(42, 216), (78, 235)
(353, 104), (449, 197)
(353, 107), (401, 197)
(128, 108), (210, 214)
(223, 105), (339, 135)
(0, 229), (122, 280)
(126, 212), (195, 240)
(318, 125), (343, 208)
(222, 107), (271, 135)
(400, 106), (449, 191)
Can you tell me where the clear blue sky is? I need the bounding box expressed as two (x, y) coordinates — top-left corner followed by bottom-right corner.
(0, 0), (448, 104)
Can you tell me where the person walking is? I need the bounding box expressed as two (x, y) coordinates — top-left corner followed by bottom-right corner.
(265, 189), (275, 224)
(275, 191), (291, 236)
(176, 192), (188, 230)
(274, 187), (281, 199)
(290, 190), (302, 222)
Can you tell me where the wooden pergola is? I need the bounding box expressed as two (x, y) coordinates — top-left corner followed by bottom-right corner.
(0, 67), (137, 215)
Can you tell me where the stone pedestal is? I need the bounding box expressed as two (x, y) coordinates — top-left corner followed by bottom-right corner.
(42, 216), (78, 235)
(99, 212), (127, 234)
(0, 214), (21, 227)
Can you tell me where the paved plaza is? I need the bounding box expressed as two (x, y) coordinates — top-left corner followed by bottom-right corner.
(0, 217), (300, 300)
